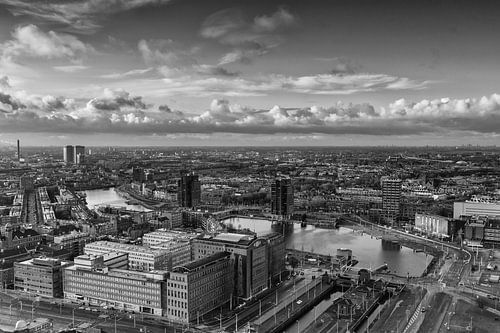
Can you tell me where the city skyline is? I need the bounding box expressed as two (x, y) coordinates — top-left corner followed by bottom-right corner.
(0, 0), (499, 146)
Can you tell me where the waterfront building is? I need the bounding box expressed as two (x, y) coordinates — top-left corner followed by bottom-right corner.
(166, 252), (232, 323)
(381, 177), (402, 225)
(63, 258), (167, 315)
(63, 145), (74, 164)
(84, 240), (170, 272)
(192, 232), (284, 300)
(14, 257), (71, 298)
(271, 178), (294, 218)
(177, 173), (201, 208)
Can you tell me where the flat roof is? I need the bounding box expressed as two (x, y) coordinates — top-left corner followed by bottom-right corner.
(173, 252), (230, 272)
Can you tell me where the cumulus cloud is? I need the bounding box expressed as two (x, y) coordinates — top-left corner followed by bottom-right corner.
(0, 0), (173, 33)
(1, 76), (498, 136)
(201, 8), (297, 65)
(1, 25), (92, 60)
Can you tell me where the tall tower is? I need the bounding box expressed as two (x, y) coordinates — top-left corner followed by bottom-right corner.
(63, 145), (74, 164)
(271, 178), (294, 218)
(381, 176), (402, 225)
(177, 172), (201, 208)
(74, 145), (85, 164)
(17, 139), (20, 161)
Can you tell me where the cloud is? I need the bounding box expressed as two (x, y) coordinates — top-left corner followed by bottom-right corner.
(1, 76), (497, 136)
(53, 65), (89, 73)
(0, 76), (11, 89)
(0, 0), (174, 33)
(201, 8), (297, 65)
(100, 68), (153, 79)
(137, 39), (238, 78)
(253, 7), (296, 32)
(1, 25), (92, 61)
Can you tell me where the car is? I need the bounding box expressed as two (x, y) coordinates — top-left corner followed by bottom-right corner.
(458, 282), (464, 286)
(78, 306), (85, 310)
(296, 300), (303, 305)
(300, 272), (305, 275)
(85, 307), (91, 311)
(92, 308), (99, 312)
(421, 308), (427, 313)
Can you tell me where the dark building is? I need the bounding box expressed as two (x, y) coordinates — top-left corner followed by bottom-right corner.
(132, 167), (146, 182)
(63, 145), (74, 164)
(381, 177), (402, 225)
(271, 178), (294, 218)
(74, 145), (85, 164)
(177, 173), (201, 208)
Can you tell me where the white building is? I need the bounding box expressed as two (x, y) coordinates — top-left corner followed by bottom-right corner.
(84, 241), (169, 272)
(63, 258), (167, 316)
(453, 201), (500, 219)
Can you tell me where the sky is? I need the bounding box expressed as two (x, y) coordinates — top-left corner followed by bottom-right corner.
(0, 0), (499, 146)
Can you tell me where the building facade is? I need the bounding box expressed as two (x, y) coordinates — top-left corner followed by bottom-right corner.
(177, 173), (201, 208)
(166, 252), (232, 323)
(63, 259), (167, 315)
(84, 241), (170, 272)
(192, 233), (283, 300)
(453, 201), (500, 220)
(63, 145), (74, 164)
(381, 177), (402, 225)
(14, 258), (70, 298)
(271, 178), (294, 218)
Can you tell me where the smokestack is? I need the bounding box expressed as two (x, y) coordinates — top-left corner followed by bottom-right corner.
(17, 139), (20, 161)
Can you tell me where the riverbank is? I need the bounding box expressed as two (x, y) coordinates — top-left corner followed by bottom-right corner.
(115, 185), (169, 210)
(340, 220), (445, 278)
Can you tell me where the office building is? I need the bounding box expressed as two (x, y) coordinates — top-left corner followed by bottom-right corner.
(14, 257), (71, 298)
(84, 241), (170, 272)
(63, 258), (167, 315)
(192, 232), (284, 300)
(271, 178), (294, 217)
(166, 252), (232, 323)
(177, 173), (201, 208)
(381, 177), (402, 225)
(74, 145), (85, 164)
(63, 145), (74, 164)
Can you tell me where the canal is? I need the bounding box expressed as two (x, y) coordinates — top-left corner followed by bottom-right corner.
(223, 217), (430, 277)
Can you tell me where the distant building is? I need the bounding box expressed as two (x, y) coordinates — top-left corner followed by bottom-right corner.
(177, 173), (201, 208)
(74, 145), (85, 164)
(271, 178), (294, 218)
(166, 252), (233, 323)
(381, 177), (402, 225)
(63, 145), (74, 164)
(14, 257), (71, 298)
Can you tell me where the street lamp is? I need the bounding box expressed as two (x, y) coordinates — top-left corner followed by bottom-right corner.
(296, 320), (300, 333)
(72, 308), (76, 327)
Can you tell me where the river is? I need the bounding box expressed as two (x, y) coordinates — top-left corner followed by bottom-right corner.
(223, 217), (430, 277)
(85, 187), (151, 212)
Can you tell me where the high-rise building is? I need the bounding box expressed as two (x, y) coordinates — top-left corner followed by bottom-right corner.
(74, 145), (85, 164)
(177, 173), (201, 208)
(381, 177), (402, 225)
(271, 178), (294, 217)
(63, 145), (74, 164)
